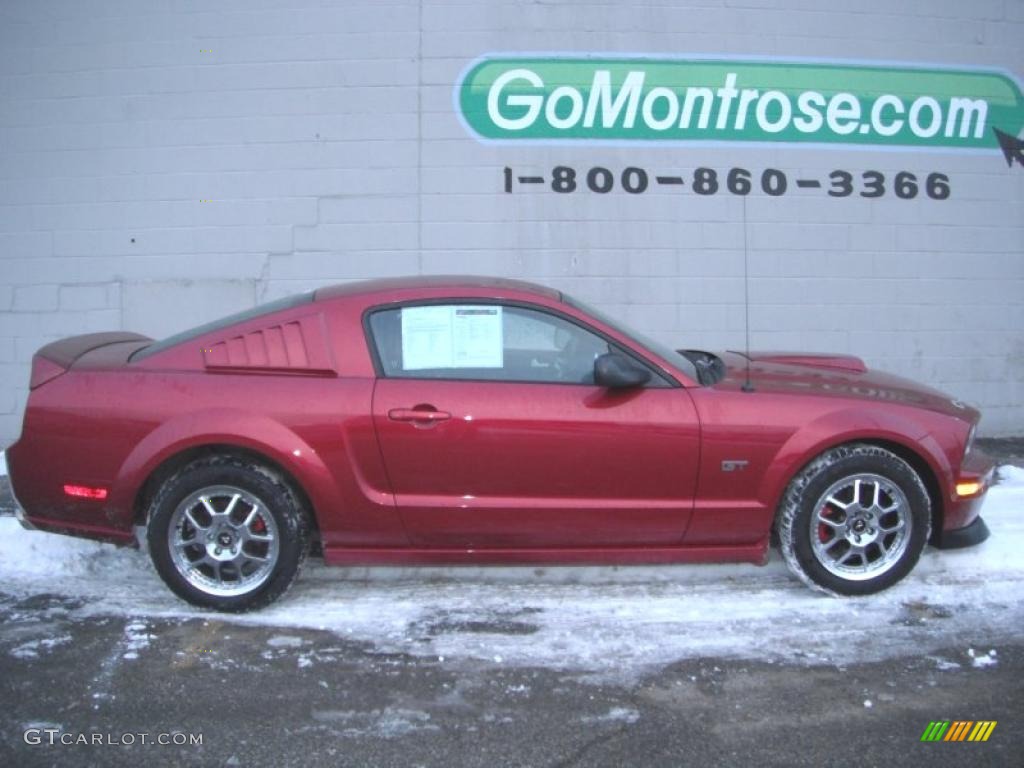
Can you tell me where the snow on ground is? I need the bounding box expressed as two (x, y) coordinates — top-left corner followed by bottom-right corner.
(1, 466), (1022, 678)
(10, 634), (71, 660)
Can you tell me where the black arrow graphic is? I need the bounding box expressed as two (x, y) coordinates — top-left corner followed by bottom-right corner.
(993, 127), (1024, 168)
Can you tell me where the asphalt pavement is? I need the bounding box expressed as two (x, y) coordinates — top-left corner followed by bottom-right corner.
(1, 601), (1021, 768)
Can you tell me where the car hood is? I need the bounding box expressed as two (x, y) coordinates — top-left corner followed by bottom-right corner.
(716, 350), (978, 421)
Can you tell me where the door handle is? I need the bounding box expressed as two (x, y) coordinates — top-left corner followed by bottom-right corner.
(388, 407), (452, 423)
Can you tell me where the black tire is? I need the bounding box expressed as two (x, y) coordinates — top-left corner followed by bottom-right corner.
(778, 444), (931, 596)
(146, 455), (310, 611)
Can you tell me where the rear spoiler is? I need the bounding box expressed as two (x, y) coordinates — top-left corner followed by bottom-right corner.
(32, 332), (151, 388)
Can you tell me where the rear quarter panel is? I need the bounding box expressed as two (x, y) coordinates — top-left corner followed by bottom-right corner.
(10, 369), (403, 549)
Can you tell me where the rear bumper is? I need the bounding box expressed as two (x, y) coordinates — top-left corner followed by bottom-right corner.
(6, 441), (133, 544)
(933, 514), (990, 550)
(14, 506), (37, 531)
(6, 453), (34, 530)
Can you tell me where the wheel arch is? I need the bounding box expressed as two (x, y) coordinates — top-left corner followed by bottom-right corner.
(110, 408), (340, 538)
(852, 438), (945, 545)
(762, 411), (952, 541)
(131, 443), (320, 540)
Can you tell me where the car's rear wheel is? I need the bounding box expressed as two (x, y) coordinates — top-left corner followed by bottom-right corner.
(778, 444), (931, 596)
(147, 456), (310, 611)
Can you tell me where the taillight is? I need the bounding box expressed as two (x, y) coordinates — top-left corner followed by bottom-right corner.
(30, 356), (67, 389)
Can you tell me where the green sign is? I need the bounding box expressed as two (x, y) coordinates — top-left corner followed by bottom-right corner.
(457, 56), (1024, 155)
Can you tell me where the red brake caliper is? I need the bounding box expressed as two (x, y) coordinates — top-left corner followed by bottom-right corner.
(818, 506), (832, 543)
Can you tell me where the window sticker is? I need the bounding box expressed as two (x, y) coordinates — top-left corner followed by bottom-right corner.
(400, 306), (453, 370)
(452, 306), (503, 367)
(401, 305), (503, 370)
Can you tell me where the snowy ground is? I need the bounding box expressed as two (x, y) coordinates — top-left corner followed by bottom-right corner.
(1, 458), (1021, 680)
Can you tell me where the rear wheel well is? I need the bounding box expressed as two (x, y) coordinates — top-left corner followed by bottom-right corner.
(133, 445), (320, 544)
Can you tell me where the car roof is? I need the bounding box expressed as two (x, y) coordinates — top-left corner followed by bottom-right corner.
(313, 275), (562, 302)
(132, 276), (561, 363)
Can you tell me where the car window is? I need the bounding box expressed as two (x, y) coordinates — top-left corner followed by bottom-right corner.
(561, 294), (699, 383)
(368, 303), (615, 384)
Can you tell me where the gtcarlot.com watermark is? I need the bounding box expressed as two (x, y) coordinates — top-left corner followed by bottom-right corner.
(24, 728), (202, 747)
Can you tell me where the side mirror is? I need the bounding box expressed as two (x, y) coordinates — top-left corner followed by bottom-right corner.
(593, 353), (652, 388)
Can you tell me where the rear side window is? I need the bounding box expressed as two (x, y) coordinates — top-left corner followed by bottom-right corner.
(131, 292), (314, 361)
(368, 303), (641, 385)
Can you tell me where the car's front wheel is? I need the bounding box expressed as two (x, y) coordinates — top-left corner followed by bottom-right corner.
(147, 456), (310, 611)
(778, 444), (931, 595)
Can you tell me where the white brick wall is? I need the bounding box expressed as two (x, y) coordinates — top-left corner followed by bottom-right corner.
(1, 0), (1023, 443)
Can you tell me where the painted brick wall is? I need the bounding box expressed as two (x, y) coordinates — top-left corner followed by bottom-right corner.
(1, 0), (1022, 444)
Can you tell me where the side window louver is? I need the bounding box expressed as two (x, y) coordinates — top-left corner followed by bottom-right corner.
(202, 314), (336, 375)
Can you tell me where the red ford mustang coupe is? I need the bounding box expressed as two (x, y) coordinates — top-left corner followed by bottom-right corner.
(7, 276), (993, 611)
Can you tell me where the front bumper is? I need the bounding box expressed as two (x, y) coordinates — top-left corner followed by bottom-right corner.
(933, 448), (995, 549)
(933, 514), (990, 550)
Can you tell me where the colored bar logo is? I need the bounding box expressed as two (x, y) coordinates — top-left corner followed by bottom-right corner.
(920, 721), (997, 742)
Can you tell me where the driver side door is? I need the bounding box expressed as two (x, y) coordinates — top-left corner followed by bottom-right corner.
(367, 301), (701, 549)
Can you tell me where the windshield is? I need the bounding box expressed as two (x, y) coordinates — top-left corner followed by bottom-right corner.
(562, 294), (699, 383)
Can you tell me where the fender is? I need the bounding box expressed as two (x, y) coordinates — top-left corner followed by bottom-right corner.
(108, 408), (344, 531)
(756, 406), (953, 518)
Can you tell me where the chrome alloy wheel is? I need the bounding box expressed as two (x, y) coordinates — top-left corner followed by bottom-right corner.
(168, 485), (280, 597)
(809, 473), (912, 581)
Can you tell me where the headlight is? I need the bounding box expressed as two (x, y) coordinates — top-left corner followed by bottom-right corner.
(964, 423), (977, 457)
